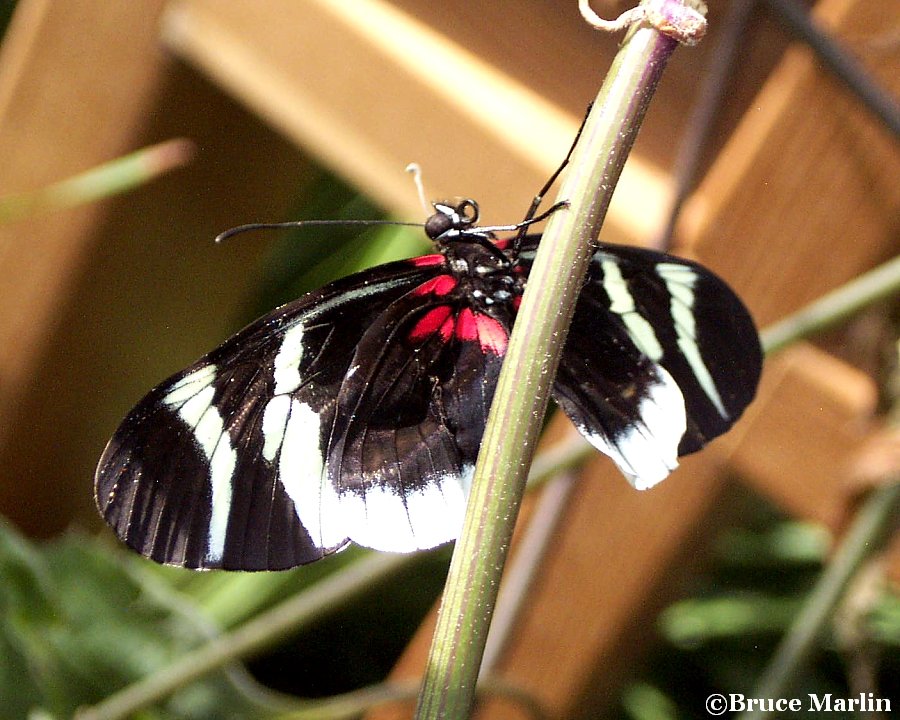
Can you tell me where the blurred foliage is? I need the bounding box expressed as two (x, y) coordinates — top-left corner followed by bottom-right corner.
(246, 170), (427, 318)
(0, 139), (196, 224)
(0, 519), (264, 719)
(5, 488), (896, 719)
(0, 517), (449, 719)
(617, 493), (900, 720)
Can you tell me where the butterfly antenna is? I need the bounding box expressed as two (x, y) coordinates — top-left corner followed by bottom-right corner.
(215, 219), (423, 244)
(218, 165), (437, 244)
(406, 163), (431, 216)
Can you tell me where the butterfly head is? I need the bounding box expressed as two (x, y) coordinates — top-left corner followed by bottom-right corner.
(424, 199), (482, 243)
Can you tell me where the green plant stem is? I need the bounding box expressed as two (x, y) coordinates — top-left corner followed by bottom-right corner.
(275, 679), (549, 720)
(739, 479), (900, 720)
(413, 11), (691, 719)
(761, 254), (900, 354)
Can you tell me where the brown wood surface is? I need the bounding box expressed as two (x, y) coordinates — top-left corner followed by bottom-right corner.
(0, 0), (308, 534)
(159, 0), (690, 246)
(727, 344), (879, 528)
(680, 0), (900, 323)
(681, 0), (900, 521)
(0, 0), (169, 530)
(0, 0), (167, 436)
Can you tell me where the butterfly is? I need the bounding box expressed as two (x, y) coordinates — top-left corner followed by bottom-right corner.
(95, 177), (762, 571)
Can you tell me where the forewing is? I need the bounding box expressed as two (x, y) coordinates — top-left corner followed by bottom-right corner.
(94, 259), (438, 570)
(519, 239), (762, 489)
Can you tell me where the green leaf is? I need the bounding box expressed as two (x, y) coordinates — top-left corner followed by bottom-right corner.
(0, 521), (267, 719)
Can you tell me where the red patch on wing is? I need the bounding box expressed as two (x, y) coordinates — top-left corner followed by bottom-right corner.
(409, 254), (444, 267)
(455, 308), (508, 355)
(409, 305), (454, 343)
(412, 274), (457, 297)
(439, 315), (455, 341)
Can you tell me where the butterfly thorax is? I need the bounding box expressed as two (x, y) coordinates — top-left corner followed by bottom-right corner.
(441, 241), (523, 313)
(423, 199), (524, 315)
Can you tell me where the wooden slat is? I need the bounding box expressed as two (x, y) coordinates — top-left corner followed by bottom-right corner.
(725, 344), (878, 528)
(0, 0), (167, 529)
(0, 0), (308, 534)
(678, 0), (900, 323)
(160, 0), (672, 244)
(490, 453), (734, 719)
(677, 0), (897, 529)
(0, 0), (167, 437)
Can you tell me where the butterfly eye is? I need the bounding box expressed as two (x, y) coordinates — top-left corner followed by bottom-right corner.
(424, 209), (454, 240)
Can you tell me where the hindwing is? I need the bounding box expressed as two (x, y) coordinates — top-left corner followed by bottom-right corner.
(324, 282), (512, 552)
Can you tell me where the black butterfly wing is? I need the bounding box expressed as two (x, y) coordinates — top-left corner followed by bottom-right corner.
(324, 277), (513, 552)
(95, 258), (442, 570)
(519, 239), (761, 489)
